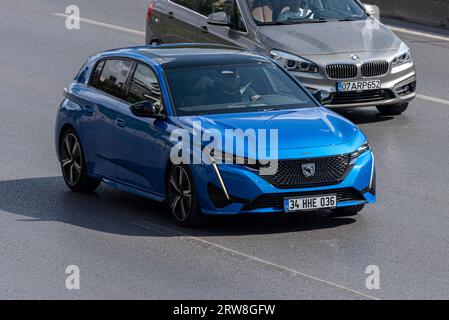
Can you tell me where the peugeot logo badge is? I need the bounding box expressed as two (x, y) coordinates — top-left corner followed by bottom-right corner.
(302, 163), (316, 178)
(351, 54), (360, 61)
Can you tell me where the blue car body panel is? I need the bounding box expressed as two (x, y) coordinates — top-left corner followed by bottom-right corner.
(55, 45), (376, 215)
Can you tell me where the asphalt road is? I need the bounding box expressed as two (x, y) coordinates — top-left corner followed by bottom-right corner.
(1, 0), (449, 299)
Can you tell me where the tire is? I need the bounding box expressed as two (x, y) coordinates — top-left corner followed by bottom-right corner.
(59, 129), (101, 193)
(331, 205), (365, 217)
(376, 103), (408, 115)
(167, 165), (204, 227)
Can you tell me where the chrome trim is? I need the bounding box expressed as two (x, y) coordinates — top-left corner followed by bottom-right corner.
(369, 152), (375, 190)
(211, 162), (230, 200)
(325, 63), (358, 79)
(361, 60), (389, 78)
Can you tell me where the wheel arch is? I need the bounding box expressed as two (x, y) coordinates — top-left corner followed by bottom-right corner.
(163, 159), (175, 201)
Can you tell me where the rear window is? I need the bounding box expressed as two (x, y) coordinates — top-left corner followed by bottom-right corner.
(91, 59), (134, 100)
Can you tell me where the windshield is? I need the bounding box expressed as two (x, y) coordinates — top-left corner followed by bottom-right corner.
(164, 62), (316, 116)
(246, 0), (367, 25)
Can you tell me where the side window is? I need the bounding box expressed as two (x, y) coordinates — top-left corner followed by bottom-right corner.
(91, 60), (105, 87)
(172, 0), (201, 12)
(127, 64), (163, 112)
(200, 0), (247, 32)
(91, 59), (134, 100)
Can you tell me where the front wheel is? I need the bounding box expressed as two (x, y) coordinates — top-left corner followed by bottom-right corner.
(167, 165), (204, 227)
(376, 103), (408, 115)
(59, 129), (101, 192)
(331, 205), (365, 217)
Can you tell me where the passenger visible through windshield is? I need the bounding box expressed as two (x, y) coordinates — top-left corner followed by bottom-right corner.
(246, 0), (367, 25)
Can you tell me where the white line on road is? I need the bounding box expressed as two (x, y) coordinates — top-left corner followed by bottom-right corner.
(53, 13), (145, 36)
(417, 94), (449, 106)
(53, 13), (449, 107)
(132, 220), (379, 300)
(388, 25), (449, 42)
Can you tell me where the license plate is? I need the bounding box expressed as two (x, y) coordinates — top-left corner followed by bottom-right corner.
(284, 195), (337, 212)
(337, 80), (381, 92)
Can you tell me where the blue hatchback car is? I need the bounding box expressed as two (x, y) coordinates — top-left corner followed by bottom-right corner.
(55, 44), (376, 226)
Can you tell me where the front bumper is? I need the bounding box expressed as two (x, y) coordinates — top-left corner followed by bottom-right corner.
(191, 149), (376, 215)
(292, 61), (416, 108)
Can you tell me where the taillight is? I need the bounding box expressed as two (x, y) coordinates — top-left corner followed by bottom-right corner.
(146, 2), (155, 21)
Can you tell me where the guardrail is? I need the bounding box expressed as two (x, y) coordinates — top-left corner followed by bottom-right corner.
(369, 0), (449, 28)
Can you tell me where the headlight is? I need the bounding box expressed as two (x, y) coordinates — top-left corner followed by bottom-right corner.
(204, 148), (256, 166)
(350, 141), (371, 160)
(392, 44), (412, 67)
(270, 50), (319, 73)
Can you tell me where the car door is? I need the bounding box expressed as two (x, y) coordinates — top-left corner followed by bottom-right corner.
(81, 58), (134, 179)
(196, 0), (258, 50)
(162, 0), (201, 43)
(114, 62), (168, 195)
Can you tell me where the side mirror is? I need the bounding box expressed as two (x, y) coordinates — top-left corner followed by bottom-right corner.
(313, 90), (332, 105)
(363, 4), (380, 20)
(130, 101), (165, 120)
(207, 12), (230, 26)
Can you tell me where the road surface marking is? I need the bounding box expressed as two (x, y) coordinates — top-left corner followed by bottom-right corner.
(416, 94), (449, 106)
(53, 13), (145, 36)
(53, 13), (449, 107)
(388, 25), (449, 42)
(132, 220), (379, 300)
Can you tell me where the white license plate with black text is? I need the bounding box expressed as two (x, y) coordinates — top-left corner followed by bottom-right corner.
(284, 195), (337, 212)
(337, 80), (381, 92)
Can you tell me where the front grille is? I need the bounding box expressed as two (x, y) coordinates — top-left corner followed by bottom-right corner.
(331, 89), (395, 105)
(258, 154), (354, 189)
(242, 188), (365, 211)
(326, 64), (357, 79)
(361, 61), (389, 77)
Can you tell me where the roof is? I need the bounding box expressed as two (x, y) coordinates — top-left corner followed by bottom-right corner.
(101, 44), (271, 69)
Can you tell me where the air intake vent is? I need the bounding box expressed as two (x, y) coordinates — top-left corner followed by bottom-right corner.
(257, 154), (354, 189)
(326, 64), (357, 79)
(361, 61), (389, 77)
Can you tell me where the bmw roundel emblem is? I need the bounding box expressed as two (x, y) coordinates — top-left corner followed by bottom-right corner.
(351, 54), (360, 61)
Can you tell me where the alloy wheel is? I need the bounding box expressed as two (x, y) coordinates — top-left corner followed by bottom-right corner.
(60, 133), (82, 187)
(168, 166), (192, 222)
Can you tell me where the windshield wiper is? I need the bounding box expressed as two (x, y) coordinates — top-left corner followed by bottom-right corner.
(258, 21), (296, 25)
(259, 18), (328, 25)
(288, 18), (329, 24)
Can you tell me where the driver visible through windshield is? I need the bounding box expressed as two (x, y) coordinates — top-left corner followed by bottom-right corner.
(247, 0), (367, 24)
(164, 62), (316, 116)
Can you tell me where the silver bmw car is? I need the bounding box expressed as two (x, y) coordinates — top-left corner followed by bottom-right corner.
(146, 0), (416, 115)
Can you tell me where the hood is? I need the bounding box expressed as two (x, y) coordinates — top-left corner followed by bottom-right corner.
(172, 108), (358, 155)
(257, 19), (402, 55)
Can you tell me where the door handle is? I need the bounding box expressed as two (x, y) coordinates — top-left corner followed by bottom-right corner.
(167, 11), (174, 18)
(115, 118), (127, 128)
(200, 25), (208, 33)
(84, 106), (94, 114)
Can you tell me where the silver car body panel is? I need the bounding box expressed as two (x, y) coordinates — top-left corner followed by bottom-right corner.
(147, 0), (417, 108)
